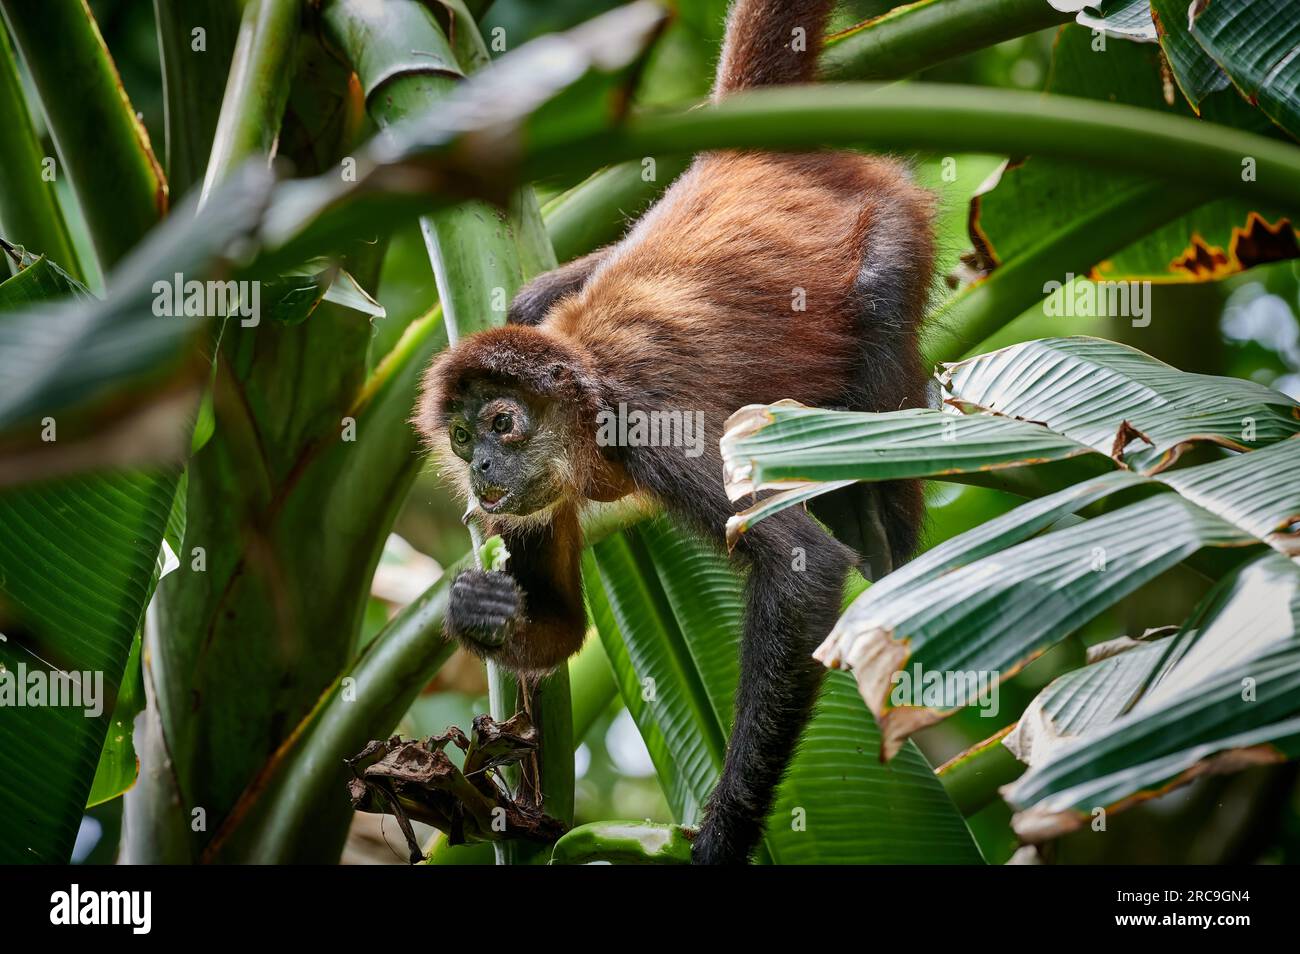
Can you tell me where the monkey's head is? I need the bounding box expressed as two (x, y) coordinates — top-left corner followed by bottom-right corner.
(416, 325), (606, 521)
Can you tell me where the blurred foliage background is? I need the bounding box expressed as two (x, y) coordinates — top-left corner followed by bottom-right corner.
(23, 0), (1299, 864)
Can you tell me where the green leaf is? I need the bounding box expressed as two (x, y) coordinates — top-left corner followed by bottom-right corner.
(966, 24), (1295, 289)
(588, 518), (982, 864)
(199, 0), (301, 200)
(722, 337), (1300, 539)
(154, 0), (241, 198)
(1072, 0), (1156, 41)
(940, 337), (1300, 471)
(721, 402), (1103, 491)
(0, 0), (166, 270)
(1002, 637), (1167, 765)
(0, 23), (84, 282)
(786, 338), (1297, 760)
(0, 233), (179, 860)
(820, 489), (1252, 759)
(1190, 0), (1300, 141)
(0, 470), (176, 862)
(1004, 552), (1300, 840)
(261, 263), (386, 326)
(1150, 0), (1230, 111)
(585, 530), (723, 826)
(0, 244), (93, 308)
(0, 163), (277, 486)
(86, 628), (146, 807)
(1157, 436), (1300, 553)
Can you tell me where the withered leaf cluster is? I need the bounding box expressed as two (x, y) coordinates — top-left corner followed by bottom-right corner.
(346, 712), (566, 864)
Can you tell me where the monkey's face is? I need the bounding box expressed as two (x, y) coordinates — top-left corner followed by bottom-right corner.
(445, 380), (565, 518)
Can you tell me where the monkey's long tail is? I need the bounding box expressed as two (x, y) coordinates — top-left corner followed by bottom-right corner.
(711, 0), (835, 101)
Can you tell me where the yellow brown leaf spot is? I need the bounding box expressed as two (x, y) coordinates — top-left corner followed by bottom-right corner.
(1231, 212), (1300, 270)
(1170, 233), (1231, 279)
(1170, 213), (1300, 280)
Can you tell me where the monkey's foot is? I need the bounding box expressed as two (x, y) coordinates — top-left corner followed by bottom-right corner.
(345, 712), (565, 863)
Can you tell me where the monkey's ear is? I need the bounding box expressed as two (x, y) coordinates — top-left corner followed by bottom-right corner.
(507, 248), (610, 326)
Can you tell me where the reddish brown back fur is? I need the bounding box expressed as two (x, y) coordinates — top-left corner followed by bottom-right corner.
(543, 150), (933, 423)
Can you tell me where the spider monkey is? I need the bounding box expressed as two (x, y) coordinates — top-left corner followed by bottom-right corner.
(416, 0), (934, 864)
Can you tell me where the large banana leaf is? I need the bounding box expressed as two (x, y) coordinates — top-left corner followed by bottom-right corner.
(823, 490), (1253, 757)
(1053, 0), (1299, 141)
(0, 0), (165, 271)
(586, 518), (983, 864)
(1189, 0), (1300, 141)
(1004, 551), (1300, 839)
(721, 337), (1300, 531)
(721, 336), (1300, 761)
(1002, 637), (1167, 766)
(0, 252), (178, 863)
(967, 21), (1294, 291)
(940, 337), (1300, 471)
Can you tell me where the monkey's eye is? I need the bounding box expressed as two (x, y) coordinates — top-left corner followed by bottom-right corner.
(451, 424), (471, 445)
(492, 413), (513, 434)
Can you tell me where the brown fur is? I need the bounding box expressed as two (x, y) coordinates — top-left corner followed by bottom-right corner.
(414, 0), (936, 863)
(420, 150), (933, 482)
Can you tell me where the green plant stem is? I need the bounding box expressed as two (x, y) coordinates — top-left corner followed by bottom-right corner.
(0, 0), (165, 272)
(516, 85), (1300, 213)
(0, 23), (83, 280)
(264, 82), (1300, 289)
(154, 0), (241, 198)
(237, 581), (457, 863)
(822, 0), (1073, 81)
(937, 731), (1025, 817)
(486, 665), (575, 864)
(200, 0), (302, 203)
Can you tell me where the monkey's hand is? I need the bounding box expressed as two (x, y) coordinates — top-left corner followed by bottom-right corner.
(447, 569), (524, 654)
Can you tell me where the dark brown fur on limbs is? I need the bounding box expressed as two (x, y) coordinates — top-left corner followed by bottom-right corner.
(415, 0), (935, 865)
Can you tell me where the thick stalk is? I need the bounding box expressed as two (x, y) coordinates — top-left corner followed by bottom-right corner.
(517, 86), (1300, 213)
(821, 0), (1073, 81)
(0, 0), (165, 271)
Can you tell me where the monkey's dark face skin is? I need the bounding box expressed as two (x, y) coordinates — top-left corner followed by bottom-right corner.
(445, 379), (563, 518)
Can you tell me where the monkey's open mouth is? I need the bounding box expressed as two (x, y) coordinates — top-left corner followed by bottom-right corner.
(477, 487), (509, 513)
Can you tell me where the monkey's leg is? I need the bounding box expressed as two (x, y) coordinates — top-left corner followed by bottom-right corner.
(690, 508), (855, 863)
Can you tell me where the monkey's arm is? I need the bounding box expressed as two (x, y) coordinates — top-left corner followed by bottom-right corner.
(507, 248), (610, 326)
(446, 505), (586, 672)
